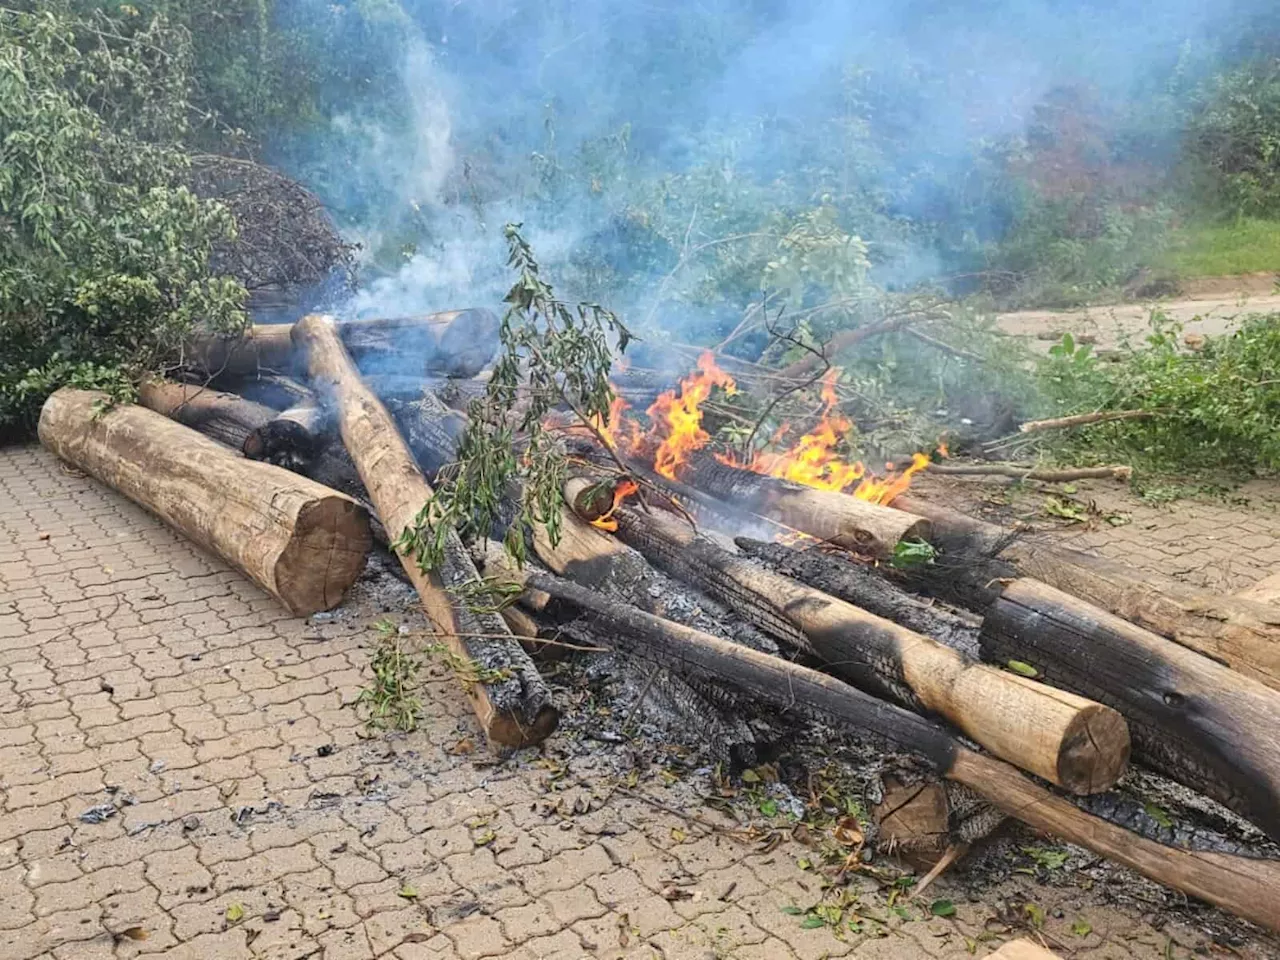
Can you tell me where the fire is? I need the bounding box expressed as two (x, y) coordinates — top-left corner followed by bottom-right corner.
(732, 368), (865, 492)
(647, 351), (737, 480)
(850, 452), (930, 505)
(589, 478), (639, 532)
(591, 391), (638, 451)
(593, 350), (926, 507)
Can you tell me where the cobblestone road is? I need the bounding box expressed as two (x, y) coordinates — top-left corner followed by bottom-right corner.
(2, 445), (1276, 959)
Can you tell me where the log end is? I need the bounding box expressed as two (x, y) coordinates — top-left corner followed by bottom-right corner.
(275, 495), (373, 615)
(1056, 703), (1131, 795)
(478, 693), (560, 748)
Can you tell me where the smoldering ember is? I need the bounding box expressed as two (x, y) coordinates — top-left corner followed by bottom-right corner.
(6, 2), (1280, 959)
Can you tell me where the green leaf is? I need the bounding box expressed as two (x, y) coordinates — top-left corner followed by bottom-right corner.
(1144, 802), (1174, 828)
(1072, 918), (1093, 938)
(759, 799), (779, 817)
(225, 903), (244, 924)
(780, 905), (804, 915)
(1006, 660), (1040, 678)
(892, 539), (937, 570)
(1024, 903), (1046, 928)
(801, 915), (827, 929)
(929, 899), (957, 917)
(398, 885), (419, 899)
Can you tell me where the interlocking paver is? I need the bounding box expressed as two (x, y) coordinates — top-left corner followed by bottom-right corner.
(2, 442), (1278, 959)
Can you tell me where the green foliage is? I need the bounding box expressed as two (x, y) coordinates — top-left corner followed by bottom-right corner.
(891, 539), (937, 570)
(356, 619), (423, 732)
(0, 6), (247, 434)
(1186, 58), (1280, 219)
(395, 225), (632, 568)
(1035, 314), (1280, 476)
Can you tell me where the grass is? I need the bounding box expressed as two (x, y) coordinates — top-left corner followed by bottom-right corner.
(1159, 217), (1280, 277)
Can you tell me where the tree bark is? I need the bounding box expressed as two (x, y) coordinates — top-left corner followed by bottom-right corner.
(136, 380), (276, 452)
(679, 454), (931, 556)
(484, 552), (1280, 934)
(218, 373), (316, 410)
(187, 323), (296, 377)
(1017, 409), (1158, 434)
(292, 314), (557, 749)
(981, 578), (1280, 842)
(39, 388), (370, 615)
(734, 537), (981, 654)
(574, 480), (1129, 795)
(893, 494), (1280, 691)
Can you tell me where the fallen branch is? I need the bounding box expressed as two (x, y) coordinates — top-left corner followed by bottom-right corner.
(775, 310), (941, 381)
(927, 463), (1133, 482)
(1017, 409), (1159, 434)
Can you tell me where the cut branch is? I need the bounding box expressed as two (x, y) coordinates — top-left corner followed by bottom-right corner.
(927, 463), (1133, 482)
(292, 314), (557, 749)
(1017, 409), (1159, 434)
(39, 388), (370, 615)
(137, 380), (275, 452)
(775, 312), (930, 381)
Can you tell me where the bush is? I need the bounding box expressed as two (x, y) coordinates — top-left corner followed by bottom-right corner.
(1185, 58), (1280, 219)
(1036, 314), (1280, 475)
(0, 7), (247, 436)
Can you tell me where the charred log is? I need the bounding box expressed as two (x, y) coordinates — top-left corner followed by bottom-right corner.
(982, 578), (1280, 843)
(293, 314), (556, 749)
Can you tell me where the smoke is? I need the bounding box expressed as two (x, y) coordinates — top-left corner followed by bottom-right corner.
(274, 0), (1280, 326)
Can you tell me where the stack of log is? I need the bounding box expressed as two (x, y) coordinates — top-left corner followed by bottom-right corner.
(35, 310), (1280, 934)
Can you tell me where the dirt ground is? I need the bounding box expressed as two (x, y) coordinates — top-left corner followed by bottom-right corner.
(997, 276), (1280, 352)
(4, 442), (1280, 959)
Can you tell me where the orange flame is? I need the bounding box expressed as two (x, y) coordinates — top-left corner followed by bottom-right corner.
(732, 367), (865, 492)
(647, 351), (737, 480)
(850, 452), (930, 505)
(590, 478), (639, 532)
(589, 389), (642, 452)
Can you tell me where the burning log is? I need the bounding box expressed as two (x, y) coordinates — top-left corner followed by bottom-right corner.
(572, 480), (1129, 794)
(734, 537), (980, 652)
(293, 314), (557, 749)
(679, 455), (930, 557)
(981, 578), (1280, 842)
(218, 373), (316, 410)
(894, 495), (1280, 692)
(485, 550), (1280, 934)
(136, 380), (275, 451)
(39, 388), (370, 615)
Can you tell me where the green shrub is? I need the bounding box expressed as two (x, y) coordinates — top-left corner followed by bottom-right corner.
(0, 7), (247, 436)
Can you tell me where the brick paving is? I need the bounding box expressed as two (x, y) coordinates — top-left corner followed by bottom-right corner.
(2, 444), (1278, 959)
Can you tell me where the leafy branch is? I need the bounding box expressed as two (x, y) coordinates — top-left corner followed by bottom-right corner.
(395, 224), (634, 570)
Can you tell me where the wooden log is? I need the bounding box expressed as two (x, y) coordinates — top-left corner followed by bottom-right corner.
(39, 388), (370, 615)
(189, 310), (499, 383)
(981, 578), (1280, 842)
(679, 455), (931, 557)
(893, 495), (1280, 691)
(242, 400), (331, 465)
(218, 373), (315, 410)
(188, 323), (296, 377)
(1237, 572), (1280, 606)
(733, 537), (981, 653)
(339, 308), (499, 378)
(572, 480), (1130, 794)
(874, 775), (952, 867)
(292, 314), (557, 749)
(136, 381), (275, 451)
(484, 553), (1280, 934)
